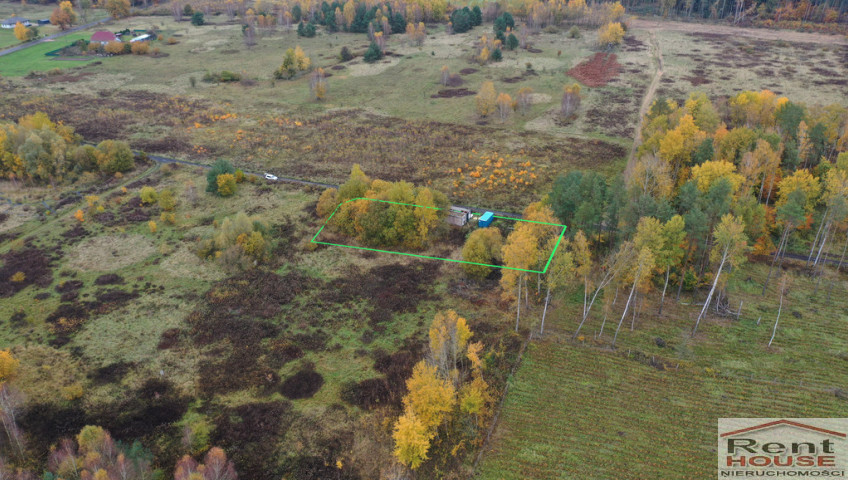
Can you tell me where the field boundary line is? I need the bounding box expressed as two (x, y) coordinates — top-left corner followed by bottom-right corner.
(311, 197), (567, 273)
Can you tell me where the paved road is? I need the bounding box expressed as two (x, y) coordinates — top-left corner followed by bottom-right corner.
(0, 17), (111, 57)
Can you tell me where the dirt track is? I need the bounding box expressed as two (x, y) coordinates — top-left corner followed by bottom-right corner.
(630, 18), (848, 46)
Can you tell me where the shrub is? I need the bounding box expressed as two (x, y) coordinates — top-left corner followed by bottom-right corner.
(491, 47), (502, 62)
(104, 41), (124, 54)
(189, 76), (196, 87)
(542, 25), (559, 34)
(130, 41), (149, 54)
(462, 228), (503, 279)
(167, 37), (177, 44)
(339, 46), (353, 61)
(567, 26), (581, 38)
(363, 42), (382, 63)
(191, 11), (204, 26)
(206, 159), (235, 194)
(183, 4), (193, 15)
(148, 220), (157, 233)
(219, 70), (240, 82)
(158, 189), (176, 211)
(140, 186), (158, 204)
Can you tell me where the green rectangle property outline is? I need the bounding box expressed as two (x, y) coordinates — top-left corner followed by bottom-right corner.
(310, 198), (567, 274)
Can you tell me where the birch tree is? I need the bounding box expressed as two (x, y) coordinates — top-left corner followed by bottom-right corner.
(612, 245), (655, 347)
(540, 237), (574, 335)
(693, 214), (749, 336)
(657, 215), (686, 315)
(762, 189), (806, 294)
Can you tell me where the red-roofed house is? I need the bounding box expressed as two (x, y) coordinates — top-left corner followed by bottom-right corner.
(90, 31), (119, 44)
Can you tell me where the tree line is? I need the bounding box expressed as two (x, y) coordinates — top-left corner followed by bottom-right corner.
(460, 89), (847, 343)
(0, 113), (135, 186)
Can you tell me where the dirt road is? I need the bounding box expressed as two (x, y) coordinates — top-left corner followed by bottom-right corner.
(630, 18), (848, 46)
(626, 30), (664, 177)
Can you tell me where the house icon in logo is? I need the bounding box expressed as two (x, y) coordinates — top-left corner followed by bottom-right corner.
(721, 419), (847, 439)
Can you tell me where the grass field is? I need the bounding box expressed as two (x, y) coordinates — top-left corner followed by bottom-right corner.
(476, 342), (848, 479)
(476, 246), (848, 477)
(0, 31), (97, 75)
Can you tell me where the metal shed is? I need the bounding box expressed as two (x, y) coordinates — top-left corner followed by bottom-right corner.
(478, 211), (494, 228)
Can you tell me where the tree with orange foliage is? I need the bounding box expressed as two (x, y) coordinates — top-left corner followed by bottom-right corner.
(50, 1), (77, 30)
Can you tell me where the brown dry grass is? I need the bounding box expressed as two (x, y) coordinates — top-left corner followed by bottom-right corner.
(64, 234), (156, 272)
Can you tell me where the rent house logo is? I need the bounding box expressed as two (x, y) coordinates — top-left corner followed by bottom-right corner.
(718, 418), (848, 478)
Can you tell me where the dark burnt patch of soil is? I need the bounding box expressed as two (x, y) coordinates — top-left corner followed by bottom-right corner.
(92, 377), (189, 439)
(431, 88), (476, 98)
(280, 369), (324, 399)
(213, 401), (296, 480)
(94, 273), (124, 285)
(0, 247), (53, 298)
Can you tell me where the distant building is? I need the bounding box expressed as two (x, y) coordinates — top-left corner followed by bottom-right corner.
(1, 17), (31, 29)
(90, 31), (119, 44)
(37, 19), (50, 25)
(130, 34), (152, 43)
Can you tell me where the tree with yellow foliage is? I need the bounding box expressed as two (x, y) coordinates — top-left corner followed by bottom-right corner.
(392, 410), (431, 470)
(13, 21), (35, 42)
(104, 0), (130, 18)
(462, 227), (504, 279)
(598, 22), (624, 48)
(561, 83), (582, 118)
(309, 67), (327, 101)
(0, 351), (19, 383)
(74, 209), (85, 222)
(501, 225), (539, 331)
(775, 169), (821, 213)
(275, 45), (311, 79)
(658, 114), (707, 176)
(691, 160), (744, 194)
(496, 92), (513, 121)
(217, 173), (237, 197)
(478, 46), (490, 65)
(428, 310), (472, 381)
(475, 81), (497, 118)
(628, 154), (674, 199)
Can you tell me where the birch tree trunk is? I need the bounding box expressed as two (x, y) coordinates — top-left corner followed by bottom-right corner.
(763, 225), (790, 295)
(613, 278), (638, 347)
(659, 265), (670, 315)
(768, 288), (784, 347)
(515, 279), (521, 332)
(540, 283), (551, 334)
(693, 247), (728, 336)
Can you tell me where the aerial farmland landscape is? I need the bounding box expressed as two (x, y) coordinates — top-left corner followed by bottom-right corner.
(0, 0), (847, 478)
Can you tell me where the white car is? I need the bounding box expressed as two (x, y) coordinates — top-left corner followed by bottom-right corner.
(264, 173), (278, 181)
